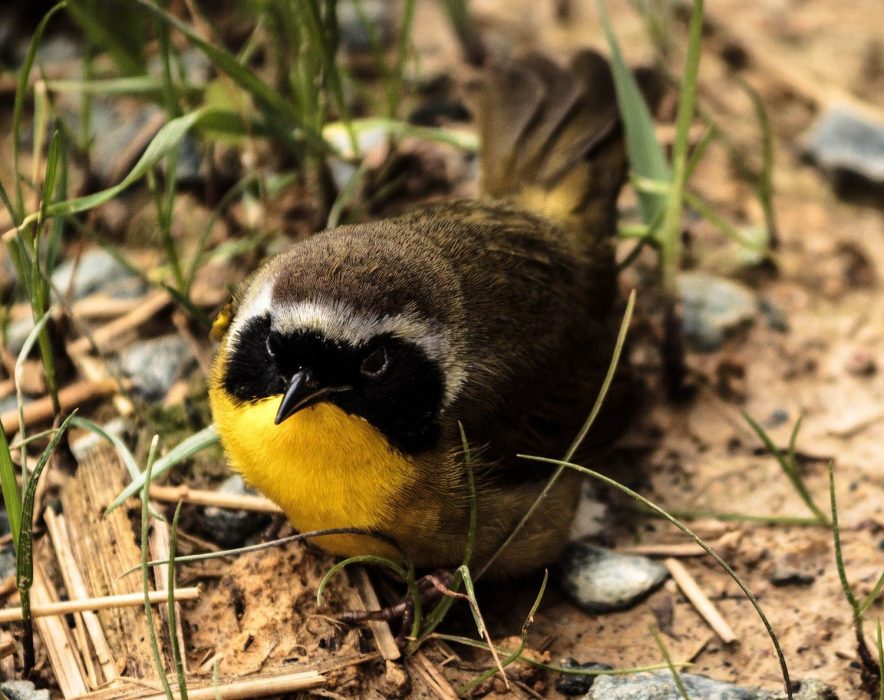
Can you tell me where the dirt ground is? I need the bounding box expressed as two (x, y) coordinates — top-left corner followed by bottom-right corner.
(1, 0), (883, 698)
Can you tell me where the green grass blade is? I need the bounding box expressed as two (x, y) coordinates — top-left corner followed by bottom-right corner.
(859, 572), (884, 618)
(140, 435), (174, 699)
(17, 411), (76, 589)
(66, 0), (146, 75)
(316, 555), (407, 606)
(0, 178), (17, 224)
(39, 130), (62, 225)
(46, 108), (203, 218)
(431, 634), (688, 676)
(70, 416), (141, 481)
(388, 0), (417, 120)
(0, 421), (22, 551)
(597, 0), (669, 225)
(107, 425), (219, 512)
(743, 412), (828, 525)
(168, 502), (188, 700)
(657, 0), (704, 295)
(128, 0), (326, 153)
(457, 564), (507, 688)
(519, 453), (793, 698)
(741, 80), (778, 247)
(45, 75), (199, 97)
(651, 625), (691, 699)
(830, 462), (861, 616)
(15, 309), (54, 451)
(12, 1), (68, 220)
(459, 570), (549, 695)
(323, 118), (478, 155)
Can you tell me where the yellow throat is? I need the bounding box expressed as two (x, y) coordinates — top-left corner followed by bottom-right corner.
(209, 372), (418, 559)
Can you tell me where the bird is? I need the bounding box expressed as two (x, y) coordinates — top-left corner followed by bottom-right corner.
(208, 50), (633, 578)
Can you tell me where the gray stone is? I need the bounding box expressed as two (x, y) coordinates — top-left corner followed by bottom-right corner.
(805, 107), (884, 185)
(202, 474), (272, 548)
(70, 418), (129, 462)
(769, 567), (815, 587)
(758, 298), (789, 333)
(679, 272), (757, 352)
(117, 334), (195, 402)
(559, 543), (668, 613)
(337, 0), (393, 53)
(1, 681), (51, 700)
(587, 673), (837, 700)
(87, 99), (165, 186)
(51, 248), (137, 301)
(786, 679), (838, 700)
(555, 658), (612, 695)
(588, 671), (763, 699)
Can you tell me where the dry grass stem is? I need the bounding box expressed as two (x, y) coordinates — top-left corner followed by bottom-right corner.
(0, 378), (120, 434)
(618, 542), (714, 557)
(44, 508), (120, 684)
(665, 557), (737, 644)
(32, 560), (90, 697)
(410, 651), (459, 700)
(349, 566), (401, 662)
(139, 670), (325, 699)
(67, 290), (171, 356)
(0, 587), (200, 623)
(147, 484), (283, 513)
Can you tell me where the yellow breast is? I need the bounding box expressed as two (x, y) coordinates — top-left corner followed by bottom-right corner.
(209, 386), (418, 559)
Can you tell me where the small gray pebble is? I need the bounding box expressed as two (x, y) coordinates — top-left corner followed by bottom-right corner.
(769, 568), (815, 587)
(117, 334), (195, 402)
(51, 248), (135, 301)
(764, 409), (790, 429)
(679, 272), (757, 352)
(337, 0), (392, 52)
(805, 107), (884, 185)
(202, 474), (272, 548)
(787, 679), (838, 700)
(757, 298), (789, 333)
(559, 543), (668, 613)
(1, 680), (51, 700)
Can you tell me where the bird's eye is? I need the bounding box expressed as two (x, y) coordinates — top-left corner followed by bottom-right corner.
(360, 346), (388, 377)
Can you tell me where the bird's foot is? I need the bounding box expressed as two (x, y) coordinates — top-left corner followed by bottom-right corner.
(341, 570), (459, 647)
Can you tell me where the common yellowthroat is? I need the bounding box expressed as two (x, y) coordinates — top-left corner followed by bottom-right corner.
(209, 50), (632, 577)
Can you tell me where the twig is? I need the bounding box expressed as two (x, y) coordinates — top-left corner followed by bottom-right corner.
(665, 558), (737, 644)
(0, 587), (200, 623)
(139, 670), (325, 699)
(148, 484), (282, 513)
(410, 651), (458, 700)
(350, 566), (401, 662)
(618, 542), (710, 557)
(1, 378), (120, 434)
(9, 295), (143, 323)
(67, 290), (171, 356)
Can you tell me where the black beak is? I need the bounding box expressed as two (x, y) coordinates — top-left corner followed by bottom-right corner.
(274, 370), (351, 425)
